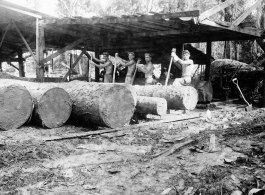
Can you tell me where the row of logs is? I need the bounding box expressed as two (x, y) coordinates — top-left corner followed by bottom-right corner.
(0, 74), (198, 130)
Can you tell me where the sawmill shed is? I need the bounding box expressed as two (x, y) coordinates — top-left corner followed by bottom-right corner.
(0, 0), (264, 88)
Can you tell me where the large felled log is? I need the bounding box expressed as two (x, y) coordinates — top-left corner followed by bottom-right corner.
(135, 96), (167, 116)
(133, 85), (198, 110)
(0, 77), (135, 128)
(0, 79), (72, 128)
(0, 83), (33, 130)
(58, 81), (135, 128)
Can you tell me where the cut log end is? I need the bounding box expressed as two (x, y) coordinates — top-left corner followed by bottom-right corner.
(99, 85), (135, 128)
(0, 84), (33, 131)
(37, 87), (72, 128)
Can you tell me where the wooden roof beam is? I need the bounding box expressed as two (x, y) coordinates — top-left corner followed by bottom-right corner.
(95, 23), (140, 32)
(133, 29), (192, 38)
(199, 0), (237, 21)
(45, 10), (200, 25)
(0, 4), (42, 19)
(142, 20), (183, 30)
(201, 19), (262, 37)
(44, 24), (89, 37)
(232, 0), (262, 26)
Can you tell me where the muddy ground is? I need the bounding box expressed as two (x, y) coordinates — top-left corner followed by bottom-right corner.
(1, 102), (265, 195)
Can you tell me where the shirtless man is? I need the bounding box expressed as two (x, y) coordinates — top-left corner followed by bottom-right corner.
(171, 49), (194, 86)
(91, 52), (113, 83)
(115, 52), (136, 85)
(137, 53), (154, 85)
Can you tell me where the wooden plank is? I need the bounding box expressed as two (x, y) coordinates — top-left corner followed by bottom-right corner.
(0, 0), (55, 19)
(199, 0), (237, 21)
(45, 10), (200, 25)
(11, 20), (40, 67)
(205, 41), (211, 81)
(142, 20), (183, 30)
(9, 63), (19, 70)
(0, 23), (11, 49)
(133, 29), (190, 37)
(61, 46), (88, 82)
(232, 0), (262, 26)
(0, 4), (42, 19)
(44, 24), (88, 37)
(40, 37), (89, 64)
(200, 19), (262, 37)
(256, 38), (265, 51)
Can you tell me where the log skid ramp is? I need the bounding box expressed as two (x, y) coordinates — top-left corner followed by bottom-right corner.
(0, 84), (33, 131)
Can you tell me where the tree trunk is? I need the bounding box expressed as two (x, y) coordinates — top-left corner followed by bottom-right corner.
(0, 79), (72, 128)
(58, 81), (135, 128)
(0, 83), (33, 131)
(133, 85), (198, 110)
(0, 74), (136, 128)
(135, 96), (167, 116)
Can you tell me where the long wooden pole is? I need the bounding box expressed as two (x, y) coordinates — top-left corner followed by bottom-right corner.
(12, 20), (39, 67)
(0, 23), (11, 49)
(132, 66), (138, 85)
(165, 57), (173, 86)
(112, 59), (117, 83)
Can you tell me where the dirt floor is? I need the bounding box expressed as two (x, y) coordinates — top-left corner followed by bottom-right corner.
(1, 101), (265, 195)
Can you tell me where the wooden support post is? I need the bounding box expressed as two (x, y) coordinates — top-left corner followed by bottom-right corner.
(69, 53), (73, 79)
(263, 66), (265, 108)
(95, 48), (100, 82)
(205, 41), (212, 81)
(18, 48), (25, 77)
(87, 56), (91, 82)
(0, 49), (2, 72)
(36, 18), (45, 82)
(51, 49), (54, 71)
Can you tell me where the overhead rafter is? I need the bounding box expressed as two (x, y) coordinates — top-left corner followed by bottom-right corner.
(199, 0), (237, 21)
(0, 4), (42, 19)
(0, 22), (11, 49)
(232, 0), (262, 26)
(45, 10), (200, 25)
(133, 29), (192, 38)
(201, 19), (262, 37)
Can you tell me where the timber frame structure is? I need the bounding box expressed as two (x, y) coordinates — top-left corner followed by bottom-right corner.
(0, 0), (264, 82)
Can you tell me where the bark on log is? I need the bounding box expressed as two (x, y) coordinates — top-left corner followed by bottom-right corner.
(133, 85), (198, 110)
(0, 83), (33, 130)
(135, 96), (167, 116)
(0, 75), (136, 128)
(58, 81), (135, 128)
(0, 79), (72, 128)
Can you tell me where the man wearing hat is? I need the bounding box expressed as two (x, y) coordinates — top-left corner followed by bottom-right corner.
(171, 49), (194, 86)
(115, 52), (136, 85)
(92, 52), (113, 83)
(137, 53), (154, 85)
